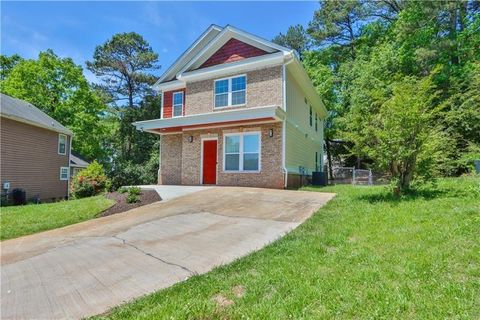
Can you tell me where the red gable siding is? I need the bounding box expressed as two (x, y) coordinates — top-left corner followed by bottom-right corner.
(200, 38), (268, 69)
(162, 89), (186, 118)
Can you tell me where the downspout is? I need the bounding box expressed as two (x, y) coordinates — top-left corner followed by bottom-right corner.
(67, 134), (73, 199)
(282, 52), (295, 189)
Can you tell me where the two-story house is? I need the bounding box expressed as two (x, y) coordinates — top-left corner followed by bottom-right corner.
(133, 25), (327, 189)
(1, 93), (72, 202)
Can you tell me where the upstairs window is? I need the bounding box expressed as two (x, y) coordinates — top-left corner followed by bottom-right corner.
(315, 113), (318, 132)
(215, 75), (246, 108)
(173, 92), (184, 117)
(58, 134), (67, 155)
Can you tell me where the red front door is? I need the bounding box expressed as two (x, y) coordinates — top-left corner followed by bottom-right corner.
(202, 140), (217, 184)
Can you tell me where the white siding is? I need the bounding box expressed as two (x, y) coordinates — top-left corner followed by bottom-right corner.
(285, 69), (324, 174)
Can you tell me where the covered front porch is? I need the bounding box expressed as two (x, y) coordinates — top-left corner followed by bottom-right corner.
(133, 106), (287, 189)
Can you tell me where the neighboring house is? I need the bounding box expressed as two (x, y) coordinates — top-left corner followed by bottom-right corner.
(0, 93), (72, 202)
(69, 152), (90, 179)
(133, 25), (327, 189)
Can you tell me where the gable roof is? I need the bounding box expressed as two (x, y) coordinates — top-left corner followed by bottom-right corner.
(153, 24), (223, 87)
(178, 25), (292, 74)
(151, 25), (327, 117)
(0, 93), (72, 135)
(70, 152), (90, 168)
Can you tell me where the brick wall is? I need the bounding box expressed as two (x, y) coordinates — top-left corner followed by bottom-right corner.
(175, 122), (284, 189)
(185, 65), (283, 116)
(159, 134), (182, 185)
(200, 38), (268, 68)
(0, 117), (70, 201)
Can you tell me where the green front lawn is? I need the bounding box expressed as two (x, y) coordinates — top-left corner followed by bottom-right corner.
(94, 177), (480, 319)
(0, 195), (115, 240)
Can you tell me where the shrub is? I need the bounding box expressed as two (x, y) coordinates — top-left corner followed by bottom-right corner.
(117, 186), (129, 194)
(71, 161), (110, 199)
(126, 193), (139, 204)
(128, 186), (141, 196)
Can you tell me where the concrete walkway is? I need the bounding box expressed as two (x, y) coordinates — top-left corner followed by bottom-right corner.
(137, 184), (212, 201)
(1, 187), (335, 319)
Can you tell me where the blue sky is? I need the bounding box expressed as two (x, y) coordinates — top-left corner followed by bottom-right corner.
(1, 1), (317, 82)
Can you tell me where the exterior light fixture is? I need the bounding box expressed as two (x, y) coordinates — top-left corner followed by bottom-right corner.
(188, 135), (193, 143)
(269, 129), (273, 137)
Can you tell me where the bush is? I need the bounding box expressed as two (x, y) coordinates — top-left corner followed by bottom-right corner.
(128, 186), (141, 196)
(71, 161), (110, 199)
(126, 193), (139, 204)
(117, 186), (129, 193)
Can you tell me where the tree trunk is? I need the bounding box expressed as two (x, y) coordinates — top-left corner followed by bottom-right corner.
(326, 139), (334, 181)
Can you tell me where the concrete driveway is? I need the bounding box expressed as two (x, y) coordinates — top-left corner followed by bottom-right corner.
(1, 187), (334, 319)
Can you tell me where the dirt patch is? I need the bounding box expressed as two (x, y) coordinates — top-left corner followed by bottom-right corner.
(99, 189), (161, 217)
(232, 285), (245, 298)
(212, 294), (234, 308)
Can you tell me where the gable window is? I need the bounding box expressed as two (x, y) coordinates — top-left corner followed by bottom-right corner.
(173, 91), (184, 117)
(315, 113), (318, 132)
(224, 132), (260, 172)
(309, 106), (313, 127)
(58, 134), (67, 155)
(60, 167), (69, 181)
(215, 75), (246, 108)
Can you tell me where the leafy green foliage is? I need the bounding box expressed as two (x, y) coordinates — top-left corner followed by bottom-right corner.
(126, 193), (139, 204)
(279, 0), (479, 192)
(86, 32), (159, 108)
(71, 161), (110, 199)
(128, 186), (141, 196)
(0, 54), (23, 80)
(0, 50), (107, 160)
(117, 186), (129, 194)
(272, 24), (311, 58)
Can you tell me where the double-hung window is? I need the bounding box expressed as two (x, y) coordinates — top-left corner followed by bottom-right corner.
(173, 92), (184, 117)
(215, 75), (246, 108)
(60, 167), (69, 180)
(315, 113), (318, 132)
(224, 132), (260, 172)
(58, 134), (67, 155)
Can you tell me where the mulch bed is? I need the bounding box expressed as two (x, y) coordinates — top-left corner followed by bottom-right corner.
(99, 189), (161, 217)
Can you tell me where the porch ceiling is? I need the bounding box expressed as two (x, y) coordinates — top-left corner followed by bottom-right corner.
(133, 105), (285, 134)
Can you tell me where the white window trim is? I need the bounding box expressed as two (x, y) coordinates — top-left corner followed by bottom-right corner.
(214, 74), (247, 109)
(200, 137), (219, 185)
(60, 167), (69, 181)
(58, 134), (67, 155)
(172, 91), (184, 118)
(223, 131), (261, 173)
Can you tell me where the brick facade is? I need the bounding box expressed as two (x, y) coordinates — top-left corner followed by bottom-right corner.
(159, 122), (284, 189)
(185, 65), (283, 116)
(159, 134), (182, 184)
(200, 38), (268, 68)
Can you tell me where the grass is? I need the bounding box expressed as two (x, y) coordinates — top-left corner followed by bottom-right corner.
(93, 176), (480, 319)
(0, 195), (115, 240)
